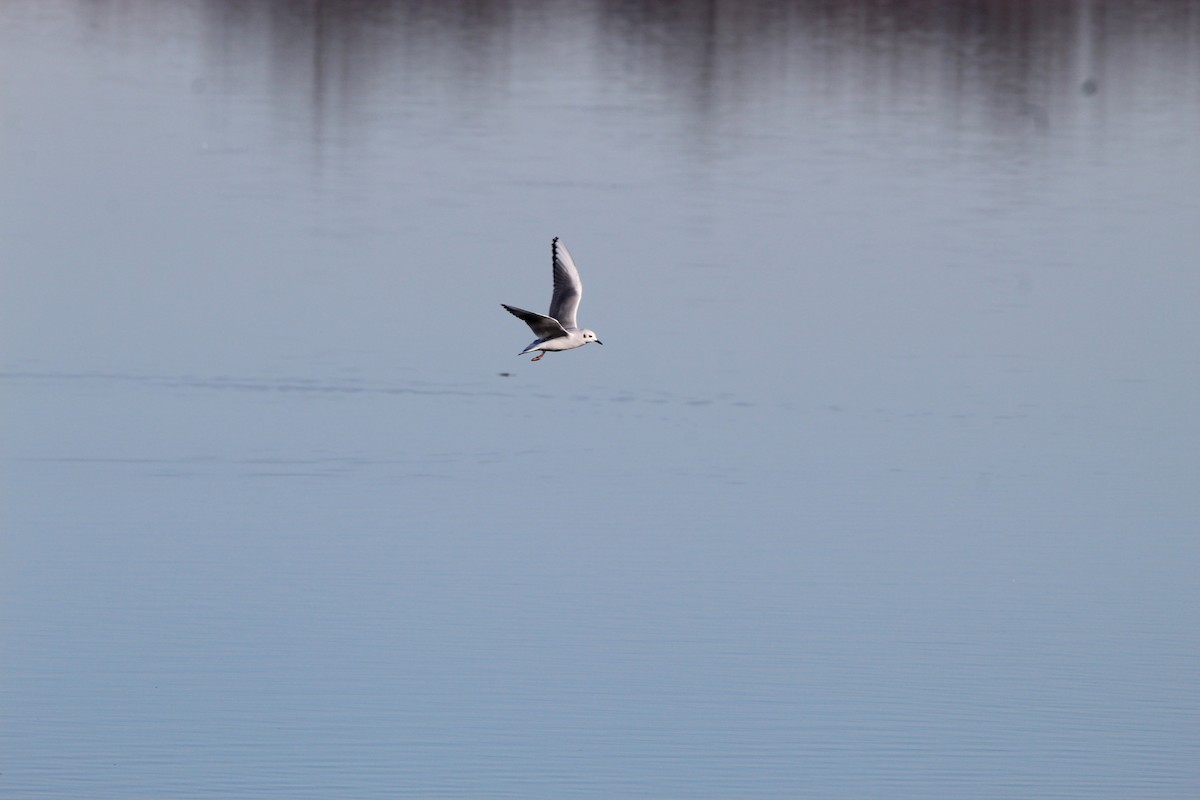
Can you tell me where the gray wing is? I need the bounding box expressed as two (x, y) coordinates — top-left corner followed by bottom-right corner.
(501, 304), (569, 340)
(548, 237), (583, 331)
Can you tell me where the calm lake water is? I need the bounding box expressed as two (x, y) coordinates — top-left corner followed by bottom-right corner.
(2, 1), (1198, 797)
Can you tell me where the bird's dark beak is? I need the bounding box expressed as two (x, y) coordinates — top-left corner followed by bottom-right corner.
(596, 340), (604, 345)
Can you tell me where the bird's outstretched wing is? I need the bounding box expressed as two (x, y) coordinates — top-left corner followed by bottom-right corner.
(501, 304), (569, 340)
(548, 237), (583, 331)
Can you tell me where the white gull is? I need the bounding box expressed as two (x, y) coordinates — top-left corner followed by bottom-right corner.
(502, 238), (603, 362)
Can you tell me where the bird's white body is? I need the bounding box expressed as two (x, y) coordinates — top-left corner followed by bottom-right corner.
(516, 328), (598, 356)
(502, 238), (603, 361)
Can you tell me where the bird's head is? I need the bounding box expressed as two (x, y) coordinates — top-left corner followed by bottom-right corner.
(580, 329), (603, 346)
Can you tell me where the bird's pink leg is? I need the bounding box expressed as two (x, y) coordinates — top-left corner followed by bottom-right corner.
(531, 352), (544, 362)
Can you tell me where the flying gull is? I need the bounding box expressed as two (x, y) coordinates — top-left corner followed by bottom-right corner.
(502, 238), (603, 362)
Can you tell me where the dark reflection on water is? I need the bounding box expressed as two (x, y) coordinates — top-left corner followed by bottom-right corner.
(46, 0), (1186, 171)
(168, 0), (1200, 151)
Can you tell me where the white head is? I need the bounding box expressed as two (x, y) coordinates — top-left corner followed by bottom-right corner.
(580, 329), (603, 346)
